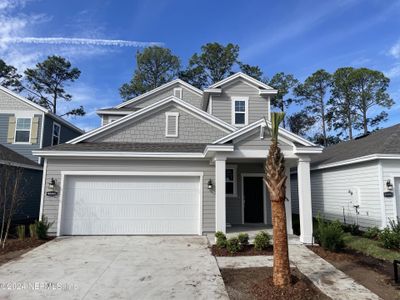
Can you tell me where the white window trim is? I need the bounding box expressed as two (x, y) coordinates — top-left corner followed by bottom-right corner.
(165, 112), (179, 137)
(173, 87), (183, 99)
(52, 122), (61, 146)
(231, 96), (249, 127)
(226, 165), (237, 197)
(14, 117), (32, 144)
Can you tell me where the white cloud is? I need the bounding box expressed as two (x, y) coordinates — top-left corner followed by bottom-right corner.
(385, 63), (400, 78)
(389, 40), (400, 59)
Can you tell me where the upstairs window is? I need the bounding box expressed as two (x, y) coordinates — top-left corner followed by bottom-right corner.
(15, 118), (31, 143)
(173, 88), (182, 99)
(52, 122), (61, 146)
(165, 112), (179, 137)
(231, 97), (248, 126)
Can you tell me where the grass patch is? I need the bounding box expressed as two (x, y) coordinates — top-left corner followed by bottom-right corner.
(343, 233), (399, 261)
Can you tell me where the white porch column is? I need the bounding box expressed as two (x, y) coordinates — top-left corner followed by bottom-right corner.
(297, 156), (313, 244)
(215, 155), (226, 233)
(285, 167), (293, 235)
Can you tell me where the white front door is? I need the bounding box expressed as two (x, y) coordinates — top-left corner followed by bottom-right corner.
(60, 175), (201, 235)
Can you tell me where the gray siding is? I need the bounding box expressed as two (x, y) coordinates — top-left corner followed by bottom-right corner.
(43, 159), (216, 235)
(226, 162), (272, 225)
(14, 168), (42, 221)
(124, 83), (203, 109)
(0, 89), (35, 111)
(42, 115), (82, 147)
(90, 105), (228, 144)
(0, 113), (42, 163)
(381, 159), (400, 222)
(102, 115), (126, 126)
(291, 161), (383, 228)
(233, 130), (294, 152)
(211, 80), (269, 125)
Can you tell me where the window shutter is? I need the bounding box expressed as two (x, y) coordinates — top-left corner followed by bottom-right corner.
(31, 117), (39, 144)
(7, 116), (16, 143)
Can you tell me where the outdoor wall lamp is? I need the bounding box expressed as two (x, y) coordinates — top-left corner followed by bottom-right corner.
(48, 178), (56, 192)
(386, 179), (393, 191)
(208, 179), (213, 189)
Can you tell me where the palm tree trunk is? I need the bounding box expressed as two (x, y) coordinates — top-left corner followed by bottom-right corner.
(271, 199), (290, 286)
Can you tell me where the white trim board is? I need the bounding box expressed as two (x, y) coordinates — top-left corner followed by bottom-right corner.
(67, 96), (236, 144)
(116, 79), (203, 109)
(209, 72), (277, 92)
(56, 171), (204, 236)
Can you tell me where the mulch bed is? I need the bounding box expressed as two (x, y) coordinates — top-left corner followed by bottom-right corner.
(0, 238), (52, 266)
(308, 245), (400, 300)
(211, 244), (273, 256)
(221, 267), (329, 300)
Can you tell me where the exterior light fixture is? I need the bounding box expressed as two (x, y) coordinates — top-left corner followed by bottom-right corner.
(46, 178), (58, 197)
(386, 179), (393, 191)
(208, 179), (213, 189)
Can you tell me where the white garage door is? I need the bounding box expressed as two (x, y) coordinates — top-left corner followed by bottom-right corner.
(60, 175), (201, 235)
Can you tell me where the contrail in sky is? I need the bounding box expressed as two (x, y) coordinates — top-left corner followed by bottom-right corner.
(1, 37), (163, 47)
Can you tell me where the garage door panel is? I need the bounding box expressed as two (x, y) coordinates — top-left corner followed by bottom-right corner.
(61, 175), (201, 235)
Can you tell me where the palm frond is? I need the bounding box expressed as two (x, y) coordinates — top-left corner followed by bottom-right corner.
(270, 112), (285, 141)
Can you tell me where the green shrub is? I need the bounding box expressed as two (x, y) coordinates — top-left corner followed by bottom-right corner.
(379, 227), (400, 249)
(215, 231), (227, 248)
(342, 223), (361, 236)
(363, 226), (381, 240)
(254, 231), (271, 251)
(388, 218), (400, 234)
(29, 223), (37, 239)
(319, 220), (345, 252)
(35, 216), (53, 240)
(238, 233), (249, 246)
(16, 225), (25, 240)
(226, 237), (242, 253)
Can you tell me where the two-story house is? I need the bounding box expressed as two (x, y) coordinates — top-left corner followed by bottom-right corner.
(35, 72), (322, 243)
(0, 86), (83, 221)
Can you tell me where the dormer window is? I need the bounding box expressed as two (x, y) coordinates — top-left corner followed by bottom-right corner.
(231, 97), (248, 126)
(173, 88), (182, 99)
(165, 112), (179, 137)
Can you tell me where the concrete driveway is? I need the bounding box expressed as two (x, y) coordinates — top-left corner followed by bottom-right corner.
(0, 236), (228, 300)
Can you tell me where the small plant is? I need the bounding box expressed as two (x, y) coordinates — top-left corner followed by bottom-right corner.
(16, 225), (25, 240)
(363, 226), (381, 240)
(379, 227), (400, 249)
(319, 220), (345, 252)
(238, 233), (249, 246)
(35, 216), (54, 240)
(388, 218), (400, 234)
(226, 237), (242, 253)
(29, 223), (37, 239)
(254, 231), (271, 251)
(342, 223), (361, 236)
(215, 231), (227, 248)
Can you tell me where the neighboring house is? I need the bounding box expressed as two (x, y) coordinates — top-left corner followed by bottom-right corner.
(291, 124), (400, 229)
(0, 144), (42, 222)
(0, 86), (84, 221)
(34, 72), (322, 244)
(0, 86), (84, 164)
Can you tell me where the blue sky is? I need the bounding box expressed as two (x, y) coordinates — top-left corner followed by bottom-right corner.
(1, 0), (400, 133)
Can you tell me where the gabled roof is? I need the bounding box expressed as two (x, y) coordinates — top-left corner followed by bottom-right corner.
(312, 124), (400, 169)
(0, 144), (42, 170)
(68, 96), (236, 144)
(213, 118), (318, 148)
(0, 86), (84, 134)
(209, 72), (277, 92)
(115, 79), (204, 109)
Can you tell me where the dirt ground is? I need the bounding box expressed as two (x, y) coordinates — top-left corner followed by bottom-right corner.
(0, 238), (50, 266)
(309, 246), (400, 300)
(211, 244), (273, 256)
(221, 267), (329, 300)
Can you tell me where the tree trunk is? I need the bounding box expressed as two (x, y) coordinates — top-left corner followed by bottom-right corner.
(271, 199), (290, 287)
(320, 96), (327, 147)
(347, 107), (353, 140)
(363, 108), (368, 135)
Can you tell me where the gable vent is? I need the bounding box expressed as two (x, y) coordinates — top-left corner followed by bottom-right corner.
(173, 88), (182, 99)
(165, 112), (179, 137)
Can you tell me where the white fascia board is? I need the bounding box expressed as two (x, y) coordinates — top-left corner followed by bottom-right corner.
(204, 88), (222, 94)
(32, 150), (205, 158)
(116, 79), (203, 109)
(294, 146), (323, 154)
(68, 96), (235, 144)
(204, 145), (234, 157)
(312, 154), (400, 171)
(209, 72), (275, 90)
(259, 89), (278, 95)
(213, 119), (264, 144)
(96, 110), (136, 116)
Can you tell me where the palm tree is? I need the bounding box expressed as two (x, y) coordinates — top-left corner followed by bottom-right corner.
(264, 112), (291, 287)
